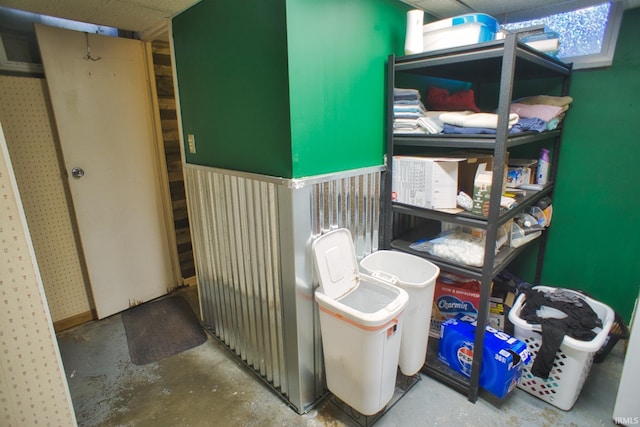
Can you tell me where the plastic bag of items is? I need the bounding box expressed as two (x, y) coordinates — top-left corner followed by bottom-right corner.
(410, 223), (508, 267)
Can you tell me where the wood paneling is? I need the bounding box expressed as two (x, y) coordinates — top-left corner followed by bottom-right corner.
(152, 40), (195, 279)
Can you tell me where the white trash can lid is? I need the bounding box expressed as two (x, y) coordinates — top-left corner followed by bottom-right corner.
(312, 228), (359, 300)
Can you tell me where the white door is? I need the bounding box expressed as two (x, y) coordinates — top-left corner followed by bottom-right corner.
(35, 24), (174, 319)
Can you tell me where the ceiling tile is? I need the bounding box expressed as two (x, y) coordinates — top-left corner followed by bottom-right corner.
(0, 0), (199, 33)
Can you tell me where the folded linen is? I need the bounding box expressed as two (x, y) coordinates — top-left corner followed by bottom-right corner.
(393, 104), (427, 114)
(511, 117), (547, 133)
(394, 88), (421, 100)
(393, 119), (427, 134)
(514, 95), (573, 107)
(442, 117), (547, 135)
(439, 111), (519, 129)
(394, 112), (423, 120)
(393, 118), (420, 128)
(393, 99), (423, 105)
(442, 124), (498, 135)
(417, 116), (443, 134)
(394, 128), (428, 134)
(510, 103), (564, 122)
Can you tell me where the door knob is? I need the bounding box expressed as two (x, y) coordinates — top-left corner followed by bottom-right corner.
(71, 167), (85, 178)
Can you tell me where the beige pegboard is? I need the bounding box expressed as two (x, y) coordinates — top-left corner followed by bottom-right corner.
(0, 76), (91, 322)
(0, 122), (77, 426)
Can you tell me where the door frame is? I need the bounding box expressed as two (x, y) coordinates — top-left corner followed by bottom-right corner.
(143, 39), (182, 287)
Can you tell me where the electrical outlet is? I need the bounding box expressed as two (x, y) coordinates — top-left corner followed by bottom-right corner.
(187, 133), (196, 154)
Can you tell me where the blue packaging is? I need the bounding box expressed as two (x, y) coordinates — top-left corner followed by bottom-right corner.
(438, 315), (531, 399)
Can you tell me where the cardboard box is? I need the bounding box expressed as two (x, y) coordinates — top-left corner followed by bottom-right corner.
(508, 158), (537, 185)
(457, 154), (494, 197)
(507, 167), (526, 188)
(430, 272), (483, 337)
(471, 171), (492, 215)
(394, 153), (505, 213)
(489, 289), (516, 331)
(392, 156), (462, 209)
(438, 315), (531, 399)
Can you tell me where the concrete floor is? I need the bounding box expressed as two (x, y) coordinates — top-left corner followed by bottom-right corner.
(56, 287), (626, 427)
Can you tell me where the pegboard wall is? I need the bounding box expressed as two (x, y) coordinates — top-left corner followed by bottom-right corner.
(0, 122), (77, 426)
(0, 76), (91, 322)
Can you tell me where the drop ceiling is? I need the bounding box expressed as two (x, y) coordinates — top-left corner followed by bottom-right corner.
(0, 0), (200, 35)
(0, 0), (637, 35)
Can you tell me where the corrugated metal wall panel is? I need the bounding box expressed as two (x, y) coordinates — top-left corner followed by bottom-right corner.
(311, 172), (380, 258)
(186, 167), (286, 391)
(184, 164), (382, 412)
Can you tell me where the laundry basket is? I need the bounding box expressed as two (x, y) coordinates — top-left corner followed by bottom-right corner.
(508, 286), (614, 410)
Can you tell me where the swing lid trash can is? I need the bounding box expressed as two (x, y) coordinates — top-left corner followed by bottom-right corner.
(312, 228), (408, 415)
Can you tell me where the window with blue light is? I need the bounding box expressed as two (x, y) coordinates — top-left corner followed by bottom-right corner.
(502, 1), (624, 70)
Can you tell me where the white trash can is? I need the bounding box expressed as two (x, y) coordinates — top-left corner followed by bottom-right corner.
(312, 229), (409, 416)
(360, 250), (440, 376)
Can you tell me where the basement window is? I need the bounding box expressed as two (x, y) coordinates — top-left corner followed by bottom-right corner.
(502, 1), (624, 70)
(0, 6), (119, 75)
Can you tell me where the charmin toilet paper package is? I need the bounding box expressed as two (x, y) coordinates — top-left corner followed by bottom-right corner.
(429, 272), (482, 337)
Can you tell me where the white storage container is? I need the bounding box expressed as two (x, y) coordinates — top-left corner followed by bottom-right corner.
(508, 286), (614, 410)
(422, 13), (498, 53)
(360, 250), (439, 376)
(312, 229), (409, 416)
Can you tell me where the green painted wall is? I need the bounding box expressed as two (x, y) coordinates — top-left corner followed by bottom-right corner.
(172, 0), (408, 178)
(173, 2), (640, 320)
(285, 0), (408, 177)
(521, 8), (640, 322)
(172, 0), (292, 176)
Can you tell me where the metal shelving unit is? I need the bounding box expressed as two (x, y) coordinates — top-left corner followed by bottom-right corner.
(381, 33), (572, 403)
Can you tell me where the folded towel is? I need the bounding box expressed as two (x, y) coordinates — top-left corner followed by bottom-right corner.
(394, 118), (420, 128)
(393, 99), (423, 105)
(443, 117), (546, 135)
(393, 104), (427, 114)
(440, 112), (519, 129)
(417, 116), (443, 134)
(394, 128), (428, 135)
(394, 112), (423, 120)
(394, 88), (421, 100)
(511, 118), (547, 133)
(514, 95), (573, 107)
(510, 103), (564, 122)
(442, 124), (498, 135)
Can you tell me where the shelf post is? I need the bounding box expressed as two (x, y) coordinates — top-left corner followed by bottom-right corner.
(467, 33), (519, 403)
(381, 54), (396, 249)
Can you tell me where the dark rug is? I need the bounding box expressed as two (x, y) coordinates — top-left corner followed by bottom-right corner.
(121, 295), (207, 365)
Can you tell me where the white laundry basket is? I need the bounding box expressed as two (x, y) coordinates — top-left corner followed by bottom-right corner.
(360, 250), (440, 376)
(312, 229), (409, 416)
(508, 286), (614, 410)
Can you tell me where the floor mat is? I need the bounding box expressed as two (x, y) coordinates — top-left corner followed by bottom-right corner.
(121, 295), (207, 365)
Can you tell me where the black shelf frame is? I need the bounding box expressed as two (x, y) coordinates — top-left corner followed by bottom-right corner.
(393, 129), (563, 150)
(390, 231), (530, 281)
(392, 184), (553, 229)
(381, 34), (572, 403)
